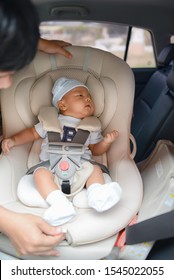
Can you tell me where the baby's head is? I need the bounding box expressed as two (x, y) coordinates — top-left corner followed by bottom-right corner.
(52, 77), (95, 119)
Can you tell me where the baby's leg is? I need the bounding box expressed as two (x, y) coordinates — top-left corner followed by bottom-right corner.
(86, 165), (105, 187)
(86, 165), (122, 212)
(34, 168), (75, 226)
(34, 167), (58, 199)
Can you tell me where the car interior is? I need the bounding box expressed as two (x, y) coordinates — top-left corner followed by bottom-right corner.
(131, 43), (174, 162)
(0, 0), (174, 260)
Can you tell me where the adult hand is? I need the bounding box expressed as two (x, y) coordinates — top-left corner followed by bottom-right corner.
(0, 208), (65, 256)
(38, 38), (72, 58)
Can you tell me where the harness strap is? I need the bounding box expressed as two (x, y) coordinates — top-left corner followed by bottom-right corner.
(27, 158), (109, 176)
(26, 160), (50, 175)
(72, 129), (90, 144)
(48, 131), (61, 142)
(83, 157), (110, 175)
(48, 128), (90, 145)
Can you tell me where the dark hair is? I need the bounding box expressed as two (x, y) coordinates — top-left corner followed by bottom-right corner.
(0, 0), (40, 71)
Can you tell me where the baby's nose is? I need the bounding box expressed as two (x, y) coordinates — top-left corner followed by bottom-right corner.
(86, 96), (91, 102)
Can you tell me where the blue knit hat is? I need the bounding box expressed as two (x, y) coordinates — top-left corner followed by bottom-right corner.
(52, 77), (89, 108)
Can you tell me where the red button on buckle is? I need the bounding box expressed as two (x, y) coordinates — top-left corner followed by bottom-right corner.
(59, 161), (70, 171)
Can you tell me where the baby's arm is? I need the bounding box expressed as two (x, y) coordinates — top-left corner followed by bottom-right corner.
(89, 130), (119, 156)
(2, 127), (40, 154)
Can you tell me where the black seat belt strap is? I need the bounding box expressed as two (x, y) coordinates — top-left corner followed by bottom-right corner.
(48, 131), (61, 142)
(126, 210), (174, 245)
(72, 129), (90, 144)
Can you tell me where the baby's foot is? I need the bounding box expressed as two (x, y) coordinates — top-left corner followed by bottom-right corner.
(87, 182), (122, 212)
(44, 201), (76, 226)
(44, 190), (76, 226)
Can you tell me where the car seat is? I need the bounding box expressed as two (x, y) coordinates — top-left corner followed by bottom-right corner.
(0, 46), (143, 260)
(131, 43), (174, 162)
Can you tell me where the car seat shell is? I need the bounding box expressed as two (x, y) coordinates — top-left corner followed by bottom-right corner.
(0, 46), (143, 259)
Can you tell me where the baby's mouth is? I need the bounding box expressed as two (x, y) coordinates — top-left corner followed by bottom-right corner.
(85, 104), (91, 109)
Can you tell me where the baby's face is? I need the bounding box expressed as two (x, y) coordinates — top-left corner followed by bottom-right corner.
(58, 86), (95, 118)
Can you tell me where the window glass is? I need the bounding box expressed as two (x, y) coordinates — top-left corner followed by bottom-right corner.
(127, 27), (156, 67)
(40, 22), (155, 68)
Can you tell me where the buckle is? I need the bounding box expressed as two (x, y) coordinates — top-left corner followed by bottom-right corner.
(61, 180), (71, 194)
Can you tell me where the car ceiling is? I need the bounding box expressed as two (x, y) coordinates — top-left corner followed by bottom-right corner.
(32, 0), (174, 35)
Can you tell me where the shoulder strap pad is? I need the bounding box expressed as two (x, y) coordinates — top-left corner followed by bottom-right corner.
(38, 107), (101, 133)
(38, 106), (62, 133)
(77, 116), (101, 132)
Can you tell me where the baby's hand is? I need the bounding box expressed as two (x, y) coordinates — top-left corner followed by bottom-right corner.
(1, 138), (15, 154)
(103, 130), (119, 144)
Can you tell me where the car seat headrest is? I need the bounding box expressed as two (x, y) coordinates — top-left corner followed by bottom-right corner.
(2, 47), (134, 137)
(158, 44), (174, 66)
(166, 69), (174, 97)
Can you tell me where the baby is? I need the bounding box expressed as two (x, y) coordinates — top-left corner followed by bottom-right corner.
(2, 77), (122, 226)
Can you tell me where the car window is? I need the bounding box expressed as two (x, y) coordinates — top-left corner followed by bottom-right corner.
(40, 21), (156, 68)
(127, 27), (156, 67)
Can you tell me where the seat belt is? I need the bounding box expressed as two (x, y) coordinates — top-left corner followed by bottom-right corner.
(126, 210), (174, 245)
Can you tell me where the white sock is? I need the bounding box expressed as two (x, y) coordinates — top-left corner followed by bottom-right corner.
(44, 190), (76, 226)
(87, 182), (122, 212)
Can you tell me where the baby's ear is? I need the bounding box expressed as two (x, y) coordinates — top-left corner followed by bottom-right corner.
(58, 100), (66, 111)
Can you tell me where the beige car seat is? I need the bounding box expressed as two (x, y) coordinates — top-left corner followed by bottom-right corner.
(0, 46), (143, 260)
